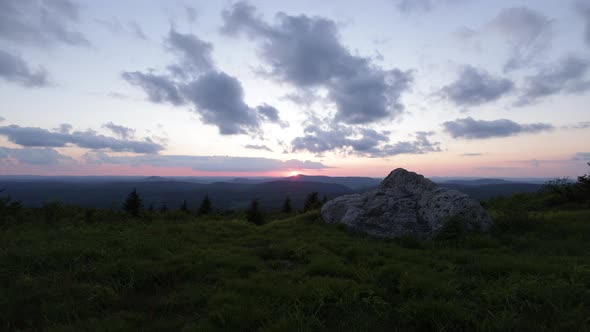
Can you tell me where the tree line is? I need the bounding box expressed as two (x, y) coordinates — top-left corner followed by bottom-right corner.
(122, 189), (330, 225)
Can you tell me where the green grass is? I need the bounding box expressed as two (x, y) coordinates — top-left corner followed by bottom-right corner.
(2, 207), (590, 331)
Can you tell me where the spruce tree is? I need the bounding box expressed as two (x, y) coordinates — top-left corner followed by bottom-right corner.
(281, 196), (293, 213)
(303, 192), (321, 212)
(247, 199), (264, 225)
(180, 200), (189, 213)
(159, 203), (168, 213)
(123, 188), (142, 217)
(198, 194), (212, 215)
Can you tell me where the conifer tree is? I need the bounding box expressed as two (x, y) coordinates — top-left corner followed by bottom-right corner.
(123, 188), (142, 217)
(281, 196), (293, 213)
(180, 200), (189, 213)
(303, 191), (321, 212)
(198, 194), (212, 215)
(247, 199), (264, 225)
(159, 203), (168, 213)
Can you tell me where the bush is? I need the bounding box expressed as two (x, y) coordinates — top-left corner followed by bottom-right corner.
(435, 215), (468, 241)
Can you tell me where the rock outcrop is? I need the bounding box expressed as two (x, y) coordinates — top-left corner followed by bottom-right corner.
(320, 168), (493, 239)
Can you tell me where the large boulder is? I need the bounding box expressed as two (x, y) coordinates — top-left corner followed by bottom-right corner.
(320, 168), (493, 239)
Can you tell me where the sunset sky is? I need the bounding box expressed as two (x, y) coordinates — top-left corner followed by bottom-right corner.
(0, 0), (589, 178)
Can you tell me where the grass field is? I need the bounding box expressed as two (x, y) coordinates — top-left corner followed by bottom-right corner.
(2, 205), (590, 331)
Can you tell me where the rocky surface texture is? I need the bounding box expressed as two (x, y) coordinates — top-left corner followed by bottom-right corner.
(321, 168), (493, 239)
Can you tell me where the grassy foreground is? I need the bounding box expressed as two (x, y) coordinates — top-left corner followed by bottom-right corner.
(2, 207), (590, 331)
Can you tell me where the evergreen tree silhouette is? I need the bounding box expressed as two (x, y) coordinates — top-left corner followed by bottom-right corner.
(180, 200), (189, 213)
(198, 194), (212, 215)
(159, 203), (168, 213)
(323, 195), (328, 204)
(123, 188), (142, 217)
(247, 199), (264, 225)
(303, 192), (321, 212)
(281, 196), (293, 213)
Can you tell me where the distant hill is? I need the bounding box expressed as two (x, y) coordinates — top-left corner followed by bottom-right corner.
(439, 183), (543, 200)
(282, 175), (381, 190)
(0, 179), (352, 211)
(440, 178), (514, 186)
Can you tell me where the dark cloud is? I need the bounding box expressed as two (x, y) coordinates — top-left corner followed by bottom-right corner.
(165, 30), (214, 74)
(440, 65), (514, 106)
(182, 71), (262, 135)
(122, 29), (282, 136)
(490, 7), (552, 71)
(517, 56), (590, 106)
(128, 21), (147, 40)
(443, 117), (553, 139)
(575, 1), (590, 47)
(84, 152), (329, 172)
(245, 144), (273, 152)
(95, 18), (123, 34)
(0, 125), (164, 154)
(55, 123), (72, 134)
(291, 122), (439, 157)
(0, 116), (5, 122)
(0, 147), (73, 165)
(0, 0), (89, 47)
(392, 0), (469, 13)
(221, 2), (413, 124)
(393, 0), (433, 13)
(102, 122), (136, 139)
(0, 49), (50, 87)
(121, 71), (184, 105)
(185, 5), (198, 23)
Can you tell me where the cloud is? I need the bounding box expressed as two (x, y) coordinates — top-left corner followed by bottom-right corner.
(123, 29), (282, 136)
(0, 147), (73, 165)
(221, 2), (413, 125)
(517, 56), (590, 105)
(0, 116), (5, 122)
(184, 5), (198, 23)
(291, 122), (440, 157)
(573, 121), (590, 129)
(128, 21), (147, 40)
(392, 0), (469, 13)
(0, 125), (164, 154)
(182, 71), (263, 135)
(122, 71), (184, 105)
(575, 1), (590, 47)
(460, 153), (483, 157)
(439, 65), (514, 106)
(84, 152), (329, 172)
(573, 152), (590, 161)
(0, 49), (50, 87)
(393, 0), (433, 13)
(245, 144), (273, 152)
(165, 29), (214, 74)
(0, 0), (90, 47)
(102, 122), (135, 139)
(489, 7), (552, 71)
(443, 117), (553, 139)
(55, 123), (72, 134)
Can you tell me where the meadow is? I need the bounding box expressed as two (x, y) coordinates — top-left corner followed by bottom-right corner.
(1, 194), (590, 331)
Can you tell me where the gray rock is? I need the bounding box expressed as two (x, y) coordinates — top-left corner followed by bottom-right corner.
(321, 168), (493, 239)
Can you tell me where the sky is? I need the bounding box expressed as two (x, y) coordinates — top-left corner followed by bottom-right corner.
(0, 0), (589, 178)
